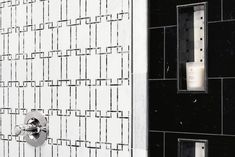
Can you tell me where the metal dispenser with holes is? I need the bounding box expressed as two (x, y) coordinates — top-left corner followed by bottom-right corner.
(177, 2), (208, 93)
(178, 139), (208, 157)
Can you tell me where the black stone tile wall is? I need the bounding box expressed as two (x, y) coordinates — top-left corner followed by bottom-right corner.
(149, 1), (235, 156)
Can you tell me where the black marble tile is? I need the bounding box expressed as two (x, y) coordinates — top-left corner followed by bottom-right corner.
(148, 28), (164, 79)
(149, 0), (221, 27)
(148, 132), (164, 157)
(165, 133), (235, 157)
(149, 79), (221, 133)
(223, 1), (235, 20)
(165, 26), (177, 78)
(149, 0), (177, 27)
(208, 21), (235, 77)
(223, 79), (235, 135)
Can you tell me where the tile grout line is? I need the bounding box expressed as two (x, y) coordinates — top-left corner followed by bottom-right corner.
(221, 0), (224, 21)
(149, 18), (235, 30)
(149, 130), (235, 137)
(208, 19), (235, 23)
(221, 78), (224, 134)
(163, 132), (166, 157)
(163, 27), (166, 79)
(149, 78), (177, 81)
(149, 77), (235, 81)
(149, 25), (177, 29)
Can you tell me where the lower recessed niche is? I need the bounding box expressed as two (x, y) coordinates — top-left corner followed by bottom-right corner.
(178, 139), (208, 157)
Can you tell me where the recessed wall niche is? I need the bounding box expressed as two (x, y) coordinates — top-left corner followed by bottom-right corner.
(178, 139), (208, 157)
(177, 2), (208, 93)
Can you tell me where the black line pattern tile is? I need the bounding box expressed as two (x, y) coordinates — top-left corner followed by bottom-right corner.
(0, 0), (133, 156)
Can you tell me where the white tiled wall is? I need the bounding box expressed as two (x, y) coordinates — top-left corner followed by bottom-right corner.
(0, 0), (143, 157)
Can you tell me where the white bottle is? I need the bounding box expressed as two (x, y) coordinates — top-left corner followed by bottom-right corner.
(186, 62), (205, 91)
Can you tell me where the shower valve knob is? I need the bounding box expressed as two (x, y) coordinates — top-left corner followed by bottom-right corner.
(14, 111), (48, 147)
(15, 123), (40, 137)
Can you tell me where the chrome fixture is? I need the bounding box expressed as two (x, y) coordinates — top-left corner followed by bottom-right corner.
(15, 111), (48, 147)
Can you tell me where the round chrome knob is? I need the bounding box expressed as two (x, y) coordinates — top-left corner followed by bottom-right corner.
(15, 111), (48, 147)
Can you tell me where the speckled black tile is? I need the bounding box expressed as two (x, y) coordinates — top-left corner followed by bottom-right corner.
(149, 0), (221, 27)
(149, 28), (164, 79)
(223, 79), (235, 135)
(165, 26), (177, 78)
(148, 0), (235, 156)
(223, 1), (235, 20)
(149, 0), (177, 27)
(149, 79), (221, 133)
(165, 133), (235, 157)
(208, 21), (235, 77)
(148, 132), (164, 157)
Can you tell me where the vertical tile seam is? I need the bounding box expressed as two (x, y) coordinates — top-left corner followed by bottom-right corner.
(221, 78), (224, 134)
(163, 27), (166, 79)
(163, 132), (166, 157)
(221, 0), (224, 21)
